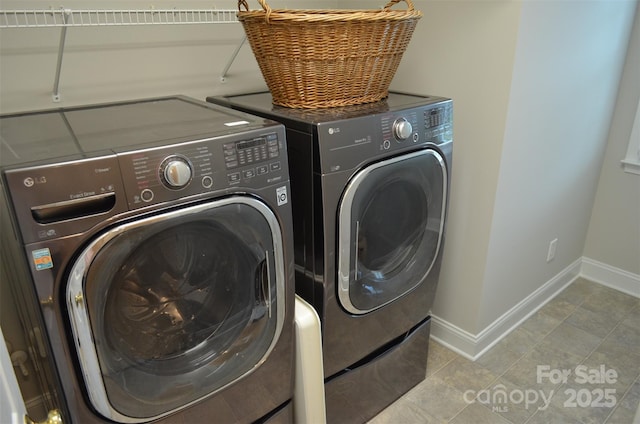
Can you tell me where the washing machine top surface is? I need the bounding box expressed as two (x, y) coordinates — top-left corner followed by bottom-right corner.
(208, 91), (453, 175)
(0, 95), (272, 167)
(1, 96), (290, 246)
(207, 91), (450, 130)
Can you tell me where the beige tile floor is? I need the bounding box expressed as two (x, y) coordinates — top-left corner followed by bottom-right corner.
(369, 278), (640, 424)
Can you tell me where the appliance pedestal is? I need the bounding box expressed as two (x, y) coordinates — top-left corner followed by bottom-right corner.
(324, 318), (431, 424)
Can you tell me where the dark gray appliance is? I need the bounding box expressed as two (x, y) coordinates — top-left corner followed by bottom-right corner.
(0, 96), (295, 424)
(207, 92), (453, 423)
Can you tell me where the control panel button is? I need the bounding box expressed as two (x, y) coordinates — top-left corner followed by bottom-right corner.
(160, 156), (192, 189)
(228, 172), (241, 183)
(270, 162), (281, 172)
(140, 189), (154, 202)
(201, 175), (213, 188)
(393, 117), (413, 141)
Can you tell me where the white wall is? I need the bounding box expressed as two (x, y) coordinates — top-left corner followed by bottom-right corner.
(584, 4), (640, 276)
(479, 1), (637, 331)
(0, 0), (335, 113)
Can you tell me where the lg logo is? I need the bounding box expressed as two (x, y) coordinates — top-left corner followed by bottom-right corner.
(328, 127), (341, 135)
(23, 176), (46, 187)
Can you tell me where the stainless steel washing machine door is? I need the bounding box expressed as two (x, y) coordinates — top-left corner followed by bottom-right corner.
(337, 149), (447, 314)
(66, 196), (285, 423)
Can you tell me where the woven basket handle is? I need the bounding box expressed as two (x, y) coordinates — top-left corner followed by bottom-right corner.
(383, 0), (416, 12)
(238, 0), (414, 13)
(238, 0), (271, 13)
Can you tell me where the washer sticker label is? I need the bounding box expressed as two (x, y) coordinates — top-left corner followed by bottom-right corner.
(276, 186), (288, 206)
(32, 248), (53, 271)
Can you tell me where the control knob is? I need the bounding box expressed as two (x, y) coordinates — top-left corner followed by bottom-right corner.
(393, 117), (413, 141)
(161, 156), (192, 189)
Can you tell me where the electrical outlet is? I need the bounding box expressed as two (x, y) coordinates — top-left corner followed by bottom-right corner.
(547, 238), (558, 262)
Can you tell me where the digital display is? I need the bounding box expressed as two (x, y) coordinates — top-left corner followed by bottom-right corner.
(223, 133), (278, 171)
(426, 109), (443, 129)
(236, 138), (266, 150)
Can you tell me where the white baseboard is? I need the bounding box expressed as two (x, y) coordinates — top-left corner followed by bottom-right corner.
(430, 257), (587, 360)
(429, 317), (477, 361)
(580, 257), (640, 298)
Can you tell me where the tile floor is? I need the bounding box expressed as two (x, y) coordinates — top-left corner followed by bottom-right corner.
(369, 278), (640, 424)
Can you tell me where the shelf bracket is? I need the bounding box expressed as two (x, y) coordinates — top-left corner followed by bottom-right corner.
(220, 35), (246, 83)
(52, 8), (70, 103)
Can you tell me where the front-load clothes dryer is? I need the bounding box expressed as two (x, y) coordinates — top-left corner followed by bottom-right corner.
(207, 92), (453, 423)
(0, 96), (295, 424)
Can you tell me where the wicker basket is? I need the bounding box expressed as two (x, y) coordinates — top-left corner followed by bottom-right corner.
(237, 0), (423, 109)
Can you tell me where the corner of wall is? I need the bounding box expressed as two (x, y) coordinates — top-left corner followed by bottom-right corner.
(431, 258), (582, 360)
(431, 257), (640, 361)
(581, 257), (640, 298)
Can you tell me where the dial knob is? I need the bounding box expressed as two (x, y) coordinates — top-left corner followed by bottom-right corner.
(161, 157), (192, 189)
(393, 118), (413, 141)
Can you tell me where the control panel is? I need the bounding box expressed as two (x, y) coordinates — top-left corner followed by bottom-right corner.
(423, 104), (453, 144)
(318, 100), (452, 174)
(222, 133), (281, 184)
(4, 128), (285, 243)
(118, 131), (283, 209)
(223, 133), (279, 169)
(381, 111), (420, 149)
(382, 102), (453, 150)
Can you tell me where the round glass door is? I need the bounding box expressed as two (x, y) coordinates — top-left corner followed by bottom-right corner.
(66, 197), (285, 422)
(337, 149), (447, 314)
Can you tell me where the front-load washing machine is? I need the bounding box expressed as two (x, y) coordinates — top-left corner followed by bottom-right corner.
(0, 96), (295, 423)
(207, 92), (453, 423)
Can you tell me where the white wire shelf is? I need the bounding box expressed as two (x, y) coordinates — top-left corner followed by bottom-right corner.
(0, 7), (243, 102)
(0, 8), (238, 28)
